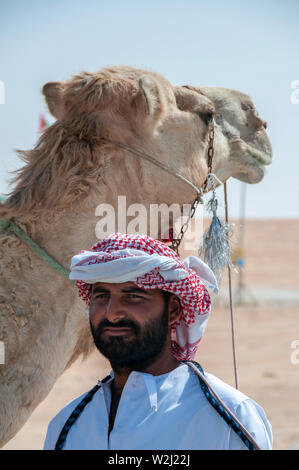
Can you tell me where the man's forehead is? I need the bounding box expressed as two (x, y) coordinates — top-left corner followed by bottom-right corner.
(91, 281), (161, 295)
(92, 281), (136, 289)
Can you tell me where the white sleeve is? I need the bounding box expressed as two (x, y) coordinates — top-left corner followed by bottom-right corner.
(43, 412), (67, 450)
(43, 420), (58, 450)
(228, 398), (273, 450)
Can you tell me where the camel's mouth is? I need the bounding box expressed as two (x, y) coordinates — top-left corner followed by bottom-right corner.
(229, 136), (272, 167)
(228, 133), (272, 184)
(246, 143), (272, 167)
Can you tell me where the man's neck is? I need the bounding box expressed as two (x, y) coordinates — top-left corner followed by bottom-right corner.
(111, 354), (181, 395)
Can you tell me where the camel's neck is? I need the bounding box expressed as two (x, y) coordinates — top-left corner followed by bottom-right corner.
(25, 161), (196, 268)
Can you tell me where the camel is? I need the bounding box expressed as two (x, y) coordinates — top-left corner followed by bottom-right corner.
(0, 65), (272, 447)
(175, 84), (271, 184)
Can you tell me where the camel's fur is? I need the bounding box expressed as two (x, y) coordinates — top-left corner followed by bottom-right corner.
(0, 65), (272, 447)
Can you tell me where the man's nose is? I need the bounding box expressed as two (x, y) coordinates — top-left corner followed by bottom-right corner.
(105, 297), (126, 324)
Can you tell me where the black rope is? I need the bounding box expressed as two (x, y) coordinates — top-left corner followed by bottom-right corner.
(54, 364), (259, 450)
(187, 361), (258, 450)
(54, 375), (111, 450)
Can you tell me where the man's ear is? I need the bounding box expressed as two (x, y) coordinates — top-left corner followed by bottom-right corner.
(168, 295), (182, 326)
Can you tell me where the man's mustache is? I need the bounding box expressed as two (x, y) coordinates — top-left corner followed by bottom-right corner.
(97, 319), (139, 333)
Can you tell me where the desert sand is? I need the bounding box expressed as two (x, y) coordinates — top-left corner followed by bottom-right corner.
(2, 219), (299, 450)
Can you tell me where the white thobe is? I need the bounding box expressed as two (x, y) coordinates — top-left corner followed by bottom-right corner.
(43, 363), (272, 450)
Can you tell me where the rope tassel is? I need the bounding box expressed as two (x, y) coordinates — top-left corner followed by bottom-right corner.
(198, 174), (233, 286)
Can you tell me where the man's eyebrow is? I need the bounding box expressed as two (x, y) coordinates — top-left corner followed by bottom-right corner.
(121, 287), (150, 295)
(91, 287), (110, 294)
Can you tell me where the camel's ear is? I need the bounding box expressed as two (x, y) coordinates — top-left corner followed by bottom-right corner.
(42, 81), (65, 119)
(138, 75), (166, 123)
(175, 85), (215, 125)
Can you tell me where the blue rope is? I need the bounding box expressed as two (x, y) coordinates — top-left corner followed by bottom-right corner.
(188, 360), (258, 450)
(54, 362), (258, 450)
(54, 383), (102, 450)
(54, 374), (111, 450)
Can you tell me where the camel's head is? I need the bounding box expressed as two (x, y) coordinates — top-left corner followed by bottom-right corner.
(41, 66), (217, 206)
(40, 66), (272, 219)
(176, 86), (272, 185)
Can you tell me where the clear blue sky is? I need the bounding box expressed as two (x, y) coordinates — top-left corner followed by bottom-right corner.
(0, 0), (298, 218)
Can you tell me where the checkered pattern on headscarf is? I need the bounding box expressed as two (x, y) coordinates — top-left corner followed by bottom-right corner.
(73, 233), (212, 360)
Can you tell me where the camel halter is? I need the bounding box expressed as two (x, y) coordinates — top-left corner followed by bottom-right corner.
(99, 126), (239, 390)
(100, 118), (215, 254)
(0, 124), (211, 274)
(0, 120), (239, 391)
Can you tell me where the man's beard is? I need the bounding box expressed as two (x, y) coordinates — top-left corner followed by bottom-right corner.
(90, 301), (169, 370)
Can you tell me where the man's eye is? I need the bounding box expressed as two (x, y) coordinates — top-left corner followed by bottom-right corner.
(93, 293), (109, 299)
(127, 294), (143, 300)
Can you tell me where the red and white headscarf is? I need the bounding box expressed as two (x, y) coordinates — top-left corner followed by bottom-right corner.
(70, 233), (218, 361)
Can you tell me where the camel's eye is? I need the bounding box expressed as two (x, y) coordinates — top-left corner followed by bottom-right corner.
(241, 103), (254, 112)
(195, 111), (214, 126)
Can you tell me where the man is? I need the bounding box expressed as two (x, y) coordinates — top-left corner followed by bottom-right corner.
(44, 233), (272, 450)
